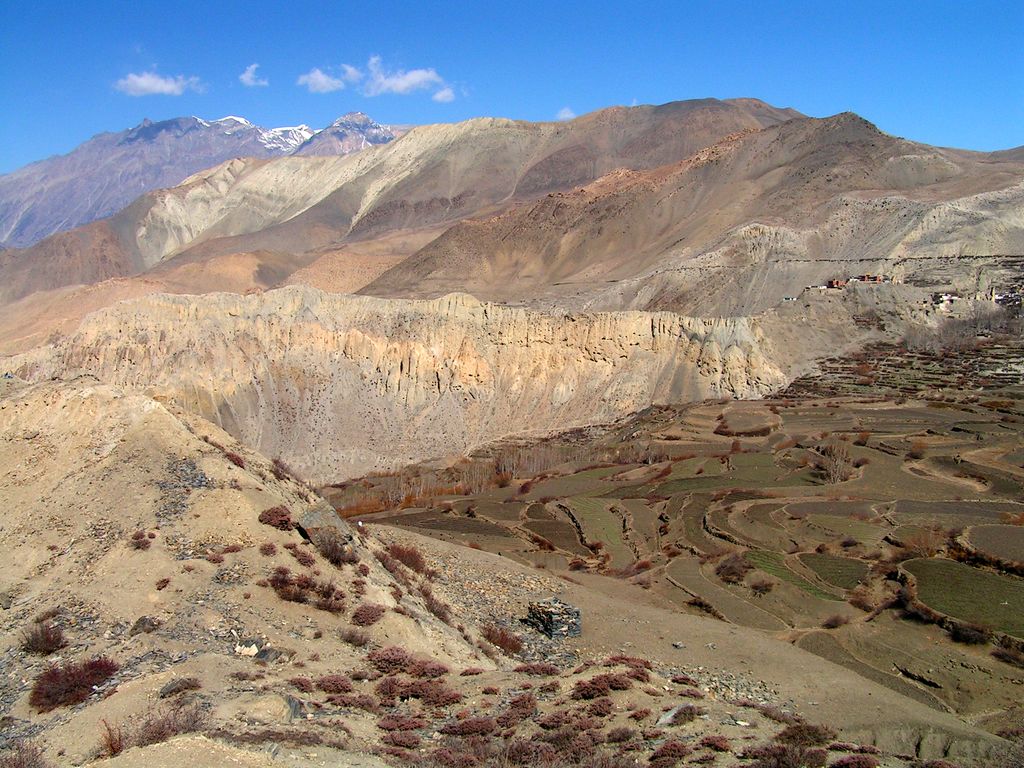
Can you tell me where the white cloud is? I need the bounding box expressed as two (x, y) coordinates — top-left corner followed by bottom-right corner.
(115, 71), (203, 96)
(556, 106), (576, 121)
(364, 55), (444, 96)
(239, 63), (268, 87)
(432, 86), (455, 103)
(296, 67), (345, 93)
(296, 57), (455, 100)
(341, 64), (363, 84)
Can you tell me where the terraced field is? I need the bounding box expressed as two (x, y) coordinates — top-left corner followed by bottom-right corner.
(745, 550), (840, 600)
(965, 524), (1024, 562)
(349, 339), (1024, 719)
(904, 558), (1024, 637)
(799, 552), (868, 589)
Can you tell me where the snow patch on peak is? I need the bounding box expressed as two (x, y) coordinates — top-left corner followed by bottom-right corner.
(215, 115), (254, 126)
(259, 124), (315, 151)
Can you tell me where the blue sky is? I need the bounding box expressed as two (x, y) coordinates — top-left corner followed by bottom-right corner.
(1, 0), (1021, 173)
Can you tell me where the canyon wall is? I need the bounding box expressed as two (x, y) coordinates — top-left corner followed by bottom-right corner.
(7, 287), (827, 482)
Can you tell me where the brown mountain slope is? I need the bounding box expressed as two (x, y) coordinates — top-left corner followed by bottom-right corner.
(362, 113), (1024, 314)
(0, 99), (799, 307)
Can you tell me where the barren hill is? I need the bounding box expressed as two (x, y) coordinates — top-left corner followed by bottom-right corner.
(0, 377), (1006, 766)
(0, 99), (799, 307)
(363, 114), (1024, 314)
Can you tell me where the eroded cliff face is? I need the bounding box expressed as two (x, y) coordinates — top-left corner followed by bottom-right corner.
(9, 287), (799, 482)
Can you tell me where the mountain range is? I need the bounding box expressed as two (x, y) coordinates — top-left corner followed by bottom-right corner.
(0, 112), (400, 247)
(0, 98), (800, 309)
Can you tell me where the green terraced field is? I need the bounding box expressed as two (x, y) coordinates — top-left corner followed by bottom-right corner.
(744, 550), (840, 600)
(563, 498), (634, 566)
(806, 514), (887, 544)
(904, 558), (1024, 637)
(966, 524), (1024, 562)
(799, 552), (868, 589)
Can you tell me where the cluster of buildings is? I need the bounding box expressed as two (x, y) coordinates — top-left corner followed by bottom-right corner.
(823, 274), (889, 289)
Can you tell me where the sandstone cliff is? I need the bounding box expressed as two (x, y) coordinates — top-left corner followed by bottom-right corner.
(3, 286), (861, 483)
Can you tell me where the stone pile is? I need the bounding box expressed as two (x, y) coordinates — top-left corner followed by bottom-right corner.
(526, 598), (581, 638)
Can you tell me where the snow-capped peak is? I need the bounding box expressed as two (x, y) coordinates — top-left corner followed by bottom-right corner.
(259, 124), (315, 151)
(215, 115), (254, 126)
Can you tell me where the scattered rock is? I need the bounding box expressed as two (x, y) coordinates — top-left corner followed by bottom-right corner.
(159, 677), (201, 698)
(234, 637), (265, 656)
(129, 616), (162, 636)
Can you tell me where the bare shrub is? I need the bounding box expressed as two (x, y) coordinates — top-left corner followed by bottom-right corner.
(386, 543), (431, 575)
(259, 542), (277, 556)
(821, 614), (850, 629)
(906, 440), (927, 460)
(775, 722), (837, 746)
(514, 662), (559, 676)
(670, 703), (705, 724)
(129, 530), (151, 550)
(265, 566), (345, 613)
(688, 596), (726, 620)
(848, 588), (875, 612)
(407, 658), (449, 679)
(481, 624), (523, 656)
(99, 720), (126, 757)
(21, 623), (66, 656)
(571, 673), (632, 699)
(699, 734), (732, 752)
(284, 543), (315, 567)
(744, 744), (827, 768)
(398, 679), (463, 707)
(367, 646), (413, 674)
(819, 442), (853, 483)
(440, 716), (496, 736)
(339, 627), (370, 647)
(258, 506), (293, 530)
(315, 675), (353, 694)
(132, 702), (208, 747)
(382, 730), (420, 748)
(902, 529), (944, 558)
(312, 528), (358, 566)
(377, 714), (428, 731)
(351, 603), (386, 626)
(992, 646), (1024, 669)
(734, 699), (803, 725)
(271, 457), (295, 481)
(650, 739), (692, 765)
(749, 577), (776, 596)
(588, 696), (614, 717)
(0, 742), (51, 768)
(948, 621), (992, 645)
(29, 656), (119, 712)
(829, 756), (879, 768)
(607, 726), (637, 743)
(715, 553), (752, 584)
(224, 451), (245, 468)
(419, 585), (453, 624)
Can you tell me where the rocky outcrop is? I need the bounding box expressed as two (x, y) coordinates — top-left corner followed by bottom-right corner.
(8, 287), (804, 483)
